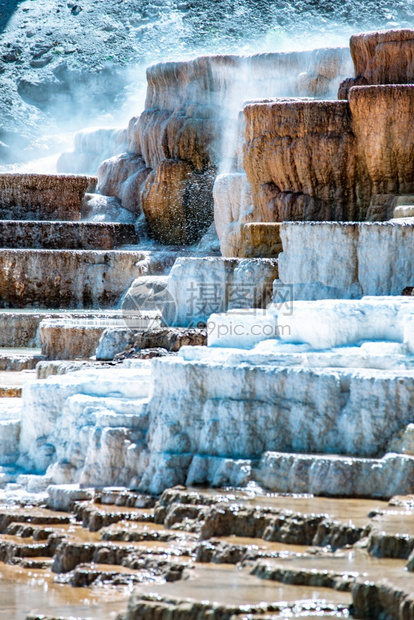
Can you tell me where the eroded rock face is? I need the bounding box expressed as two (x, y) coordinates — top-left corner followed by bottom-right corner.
(141, 161), (216, 245)
(0, 174), (96, 220)
(100, 49), (350, 245)
(0, 249), (150, 309)
(238, 223), (283, 259)
(351, 29), (414, 86)
(97, 153), (151, 216)
(243, 100), (364, 223)
(349, 85), (414, 196)
(241, 84), (414, 232)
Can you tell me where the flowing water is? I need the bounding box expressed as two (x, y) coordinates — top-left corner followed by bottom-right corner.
(0, 489), (412, 619)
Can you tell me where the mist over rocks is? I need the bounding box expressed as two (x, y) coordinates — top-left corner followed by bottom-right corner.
(1, 0), (414, 165)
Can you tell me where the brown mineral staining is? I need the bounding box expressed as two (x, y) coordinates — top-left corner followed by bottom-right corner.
(243, 85), (414, 227)
(243, 99), (363, 223)
(0, 174), (96, 220)
(142, 160), (215, 245)
(0, 249), (149, 309)
(1, 486), (414, 619)
(351, 29), (414, 85)
(99, 50), (350, 246)
(349, 85), (414, 197)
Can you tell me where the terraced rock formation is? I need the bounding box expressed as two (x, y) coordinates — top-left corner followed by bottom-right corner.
(1, 485), (414, 619)
(82, 48), (351, 245)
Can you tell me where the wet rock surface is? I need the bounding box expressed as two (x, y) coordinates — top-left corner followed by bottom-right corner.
(0, 485), (413, 618)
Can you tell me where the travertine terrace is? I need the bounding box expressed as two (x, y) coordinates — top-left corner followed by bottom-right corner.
(2, 25), (414, 620)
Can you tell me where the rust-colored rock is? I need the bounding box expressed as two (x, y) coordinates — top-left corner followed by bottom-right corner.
(103, 49), (351, 245)
(351, 29), (414, 85)
(349, 85), (414, 196)
(338, 30), (414, 99)
(40, 322), (105, 360)
(243, 100), (365, 222)
(142, 160), (215, 245)
(137, 106), (220, 173)
(0, 174), (96, 221)
(242, 84), (414, 228)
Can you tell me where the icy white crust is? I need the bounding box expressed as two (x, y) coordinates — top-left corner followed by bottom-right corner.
(279, 221), (414, 299)
(3, 296), (414, 497)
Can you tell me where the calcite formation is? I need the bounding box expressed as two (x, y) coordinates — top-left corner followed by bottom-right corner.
(213, 171), (254, 257)
(95, 49), (351, 245)
(349, 84), (414, 197)
(164, 257), (278, 326)
(244, 99), (362, 223)
(0, 173), (96, 220)
(339, 28), (414, 97)
(278, 221), (414, 299)
(0, 221), (138, 250)
(215, 30), (414, 257)
(0, 249), (156, 309)
(5, 296), (414, 501)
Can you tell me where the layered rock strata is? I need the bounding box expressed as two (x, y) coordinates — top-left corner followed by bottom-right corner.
(0, 174), (96, 220)
(217, 32), (414, 257)
(0, 249), (160, 309)
(7, 297), (414, 499)
(339, 28), (414, 98)
(0, 221), (138, 250)
(3, 486), (414, 620)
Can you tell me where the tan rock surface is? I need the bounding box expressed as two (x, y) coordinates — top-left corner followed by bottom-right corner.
(105, 49), (351, 245)
(0, 249), (151, 309)
(142, 160), (215, 245)
(351, 29), (414, 85)
(242, 84), (414, 229)
(0, 174), (96, 221)
(238, 223), (283, 258)
(243, 100), (364, 222)
(349, 85), (414, 197)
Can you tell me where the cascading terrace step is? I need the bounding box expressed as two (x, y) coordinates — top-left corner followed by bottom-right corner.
(254, 451), (414, 499)
(0, 173), (96, 221)
(0, 348), (44, 370)
(39, 314), (161, 360)
(0, 249), (175, 309)
(0, 220), (139, 250)
(0, 307), (170, 349)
